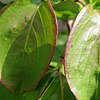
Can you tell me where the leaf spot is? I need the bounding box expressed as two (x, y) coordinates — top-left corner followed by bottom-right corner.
(24, 15), (29, 22)
(84, 48), (86, 51)
(71, 44), (73, 48)
(12, 25), (17, 30)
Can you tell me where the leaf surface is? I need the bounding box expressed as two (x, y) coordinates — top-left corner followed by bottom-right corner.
(0, 73), (51, 100)
(54, 1), (80, 16)
(90, 74), (100, 100)
(0, 0), (36, 79)
(0, 0), (57, 93)
(40, 75), (76, 100)
(64, 5), (100, 100)
(0, 83), (23, 100)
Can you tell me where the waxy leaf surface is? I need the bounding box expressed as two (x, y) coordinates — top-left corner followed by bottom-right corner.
(0, 0), (37, 92)
(0, 0), (57, 93)
(0, 73), (51, 100)
(54, 1), (80, 14)
(54, 1), (80, 19)
(64, 5), (100, 100)
(0, 83), (23, 100)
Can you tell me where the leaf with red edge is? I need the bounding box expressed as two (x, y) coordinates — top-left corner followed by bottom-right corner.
(64, 5), (100, 100)
(0, 0), (57, 93)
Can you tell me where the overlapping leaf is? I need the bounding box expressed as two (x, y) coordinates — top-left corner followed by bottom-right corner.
(40, 75), (76, 100)
(64, 5), (100, 100)
(0, 73), (51, 100)
(0, 83), (23, 100)
(53, 1), (80, 19)
(0, 0), (57, 93)
(0, 0), (37, 91)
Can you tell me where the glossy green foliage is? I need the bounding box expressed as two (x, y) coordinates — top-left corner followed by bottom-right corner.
(54, 1), (80, 19)
(0, 73), (51, 100)
(64, 5), (100, 100)
(0, 0), (14, 4)
(40, 75), (76, 100)
(0, 82), (23, 100)
(54, 1), (80, 14)
(23, 73), (51, 100)
(0, 0), (37, 92)
(0, 0), (57, 93)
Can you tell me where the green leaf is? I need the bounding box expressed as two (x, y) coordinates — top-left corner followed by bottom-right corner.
(79, 0), (100, 8)
(79, 0), (89, 5)
(0, 83), (23, 100)
(93, 1), (100, 9)
(40, 75), (76, 100)
(64, 5), (100, 100)
(0, 0), (37, 92)
(0, 0), (57, 93)
(53, 1), (80, 17)
(90, 74), (100, 100)
(22, 73), (51, 100)
(0, 73), (51, 100)
(0, 0), (14, 4)
(95, 6), (100, 13)
(0, 0), (36, 80)
(49, 0), (60, 6)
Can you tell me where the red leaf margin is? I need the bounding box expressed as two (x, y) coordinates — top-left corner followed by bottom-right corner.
(0, 0), (58, 93)
(64, 4), (100, 100)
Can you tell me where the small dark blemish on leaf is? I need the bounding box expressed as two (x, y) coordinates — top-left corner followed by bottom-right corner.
(71, 44), (73, 48)
(20, 50), (24, 54)
(84, 48), (86, 51)
(78, 62), (80, 67)
(74, 69), (77, 71)
(10, 24), (17, 32)
(12, 25), (17, 30)
(22, 21), (27, 25)
(24, 15), (29, 22)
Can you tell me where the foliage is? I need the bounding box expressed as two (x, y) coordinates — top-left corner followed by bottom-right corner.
(0, 0), (100, 100)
